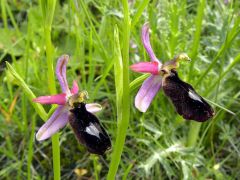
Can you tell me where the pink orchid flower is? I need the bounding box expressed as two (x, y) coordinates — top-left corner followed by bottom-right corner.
(130, 23), (214, 122)
(33, 55), (102, 141)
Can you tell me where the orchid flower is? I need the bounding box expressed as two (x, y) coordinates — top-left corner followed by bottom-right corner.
(130, 23), (214, 122)
(33, 55), (103, 141)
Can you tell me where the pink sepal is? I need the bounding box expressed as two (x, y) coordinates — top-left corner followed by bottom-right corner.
(56, 55), (70, 95)
(141, 23), (162, 65)
(71, 80), (79, 94)
(36, 105), (69, 141)
(135, 75), (162, 112)
(130, 61), (159, 75)
(33, 93), (66, 105)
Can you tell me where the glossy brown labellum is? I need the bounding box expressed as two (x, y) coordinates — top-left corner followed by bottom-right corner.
(69, 103), (111, 155)
(162, 70), (214, 122)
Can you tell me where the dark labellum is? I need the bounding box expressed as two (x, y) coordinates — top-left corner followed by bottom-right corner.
(69, 102), (111, 155)
(162, 70), (214, 122)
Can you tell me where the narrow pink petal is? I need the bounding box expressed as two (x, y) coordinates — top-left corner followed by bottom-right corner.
(33, 93), (66, 105)
(36, 106), (69, 141)
(130, 61), (159, 75)
(56, 55), (71, 94)
(86, 103), (102, 113)
(141, 23), (162, 66)
(70, 80), (79, 94)
(135, 75), (162, 112)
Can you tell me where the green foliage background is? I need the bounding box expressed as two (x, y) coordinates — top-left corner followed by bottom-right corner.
(0, 0), (240, 179)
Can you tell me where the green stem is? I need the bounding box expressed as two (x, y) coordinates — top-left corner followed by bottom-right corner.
(107, 0), (131, 179)
(51, 134), (60, 180)
(92, 155), (99, 180)
(41, 0), (59, 178)
(45, 25), (60, 180)
(187, 122), (201, 147)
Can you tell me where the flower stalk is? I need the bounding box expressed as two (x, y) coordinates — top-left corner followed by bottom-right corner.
(187, 122), (201, 146)
(40, 0), (59, 179)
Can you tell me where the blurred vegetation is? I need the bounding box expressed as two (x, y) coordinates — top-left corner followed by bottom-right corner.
(0, 0), (240, 179)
